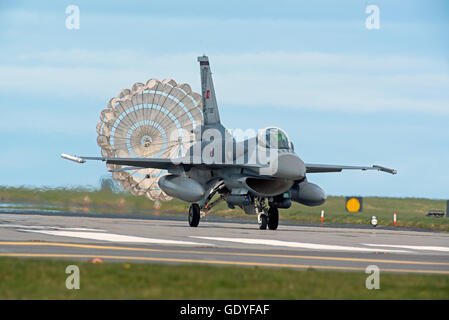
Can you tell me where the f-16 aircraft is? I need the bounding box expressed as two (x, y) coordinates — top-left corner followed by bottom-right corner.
(62, 55), (396, 230)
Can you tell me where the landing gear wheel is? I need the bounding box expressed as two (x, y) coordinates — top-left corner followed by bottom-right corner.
(188, 203), (200, 227)
(258, 214), (267, 230)
(267, 207), (279, 230)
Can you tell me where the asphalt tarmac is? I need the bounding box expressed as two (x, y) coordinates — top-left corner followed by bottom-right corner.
(0, 211), (448, 274)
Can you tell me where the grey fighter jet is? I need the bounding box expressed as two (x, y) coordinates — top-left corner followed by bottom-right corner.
(62, 55), (396, 230)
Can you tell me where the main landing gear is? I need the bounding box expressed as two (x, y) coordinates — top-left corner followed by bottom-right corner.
(267, 206), (279, 230)
(256, 198), (279, 230)
(187, 189), (279, 230)
(188, 203), (201, 227)
(258, 213), (267, 230)
(258, 206), (278, 230)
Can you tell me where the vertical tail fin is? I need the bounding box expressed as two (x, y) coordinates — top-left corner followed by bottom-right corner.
(198, 55), (221, 125)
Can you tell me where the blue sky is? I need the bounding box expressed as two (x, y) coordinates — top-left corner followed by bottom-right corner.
(0, 0), (448, 198)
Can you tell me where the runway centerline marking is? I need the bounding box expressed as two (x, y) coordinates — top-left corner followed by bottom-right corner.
(1, 241), (448, 266)
(1, 252), (448, 275)
(0, 224), (106, 232)
(191, 237), (412, 253)
(363, 244), (449, 252)
(18, 230), (214, 247)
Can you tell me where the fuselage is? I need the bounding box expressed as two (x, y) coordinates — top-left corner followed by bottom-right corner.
(158, 55), (327, 212)
(158, 125), (327, 209)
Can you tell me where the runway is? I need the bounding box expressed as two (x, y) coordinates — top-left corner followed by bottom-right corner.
(0, 211), (448, 274)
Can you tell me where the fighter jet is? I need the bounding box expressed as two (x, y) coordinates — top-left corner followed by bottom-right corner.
(62, 55), (396, 230)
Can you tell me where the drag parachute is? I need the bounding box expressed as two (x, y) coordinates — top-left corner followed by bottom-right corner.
(96, 78), (203, 200)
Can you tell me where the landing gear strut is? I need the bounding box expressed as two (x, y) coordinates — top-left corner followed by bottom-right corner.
(188, 203), (200, 227)
(187, 182), (226, 227)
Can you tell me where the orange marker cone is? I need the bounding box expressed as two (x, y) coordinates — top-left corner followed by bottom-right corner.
(321, 210), (324, 224)
(393, 212), (397, 227)
(90, 258), (103, 264)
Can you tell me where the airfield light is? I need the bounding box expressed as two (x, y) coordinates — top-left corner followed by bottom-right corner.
(370, 216), (378, 227)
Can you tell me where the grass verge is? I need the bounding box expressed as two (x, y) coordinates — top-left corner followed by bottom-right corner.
(0, 258), (448, 299)
(0, 186), (448, 231)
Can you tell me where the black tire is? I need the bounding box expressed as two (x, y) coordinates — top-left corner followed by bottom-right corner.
(268, 206), (279, 230)
(259, 214), (267, 230)
(188, 203), (200, 227)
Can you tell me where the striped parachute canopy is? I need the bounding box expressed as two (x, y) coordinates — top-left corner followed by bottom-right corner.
(96, 79), (203, 200)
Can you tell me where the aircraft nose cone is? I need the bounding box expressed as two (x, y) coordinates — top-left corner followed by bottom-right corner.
(268, 152), (305, 180)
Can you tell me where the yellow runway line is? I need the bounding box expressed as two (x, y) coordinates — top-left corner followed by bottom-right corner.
(0, 241), (449, 267)
(1, 252), (449, 275)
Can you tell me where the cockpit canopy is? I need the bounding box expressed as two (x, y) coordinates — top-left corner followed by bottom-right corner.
(258, 126), (293, 150)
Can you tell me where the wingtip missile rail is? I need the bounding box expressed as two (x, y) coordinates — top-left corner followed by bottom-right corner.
(61, 153), (86, 164)
(372, 165), (397, 175)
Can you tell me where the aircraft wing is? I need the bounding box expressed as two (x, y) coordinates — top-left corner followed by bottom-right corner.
(305, 163), (397, 175)
(60, 154), (262, 171)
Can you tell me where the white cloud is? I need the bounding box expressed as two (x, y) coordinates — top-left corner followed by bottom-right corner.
(1, 51), (448, 114)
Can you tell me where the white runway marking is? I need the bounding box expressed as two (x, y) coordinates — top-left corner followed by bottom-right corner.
(191, 237), (411, 253)
(363, 244), (449, 253)
(20, 229), (213, 246)
(0, 224), (106, 232)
